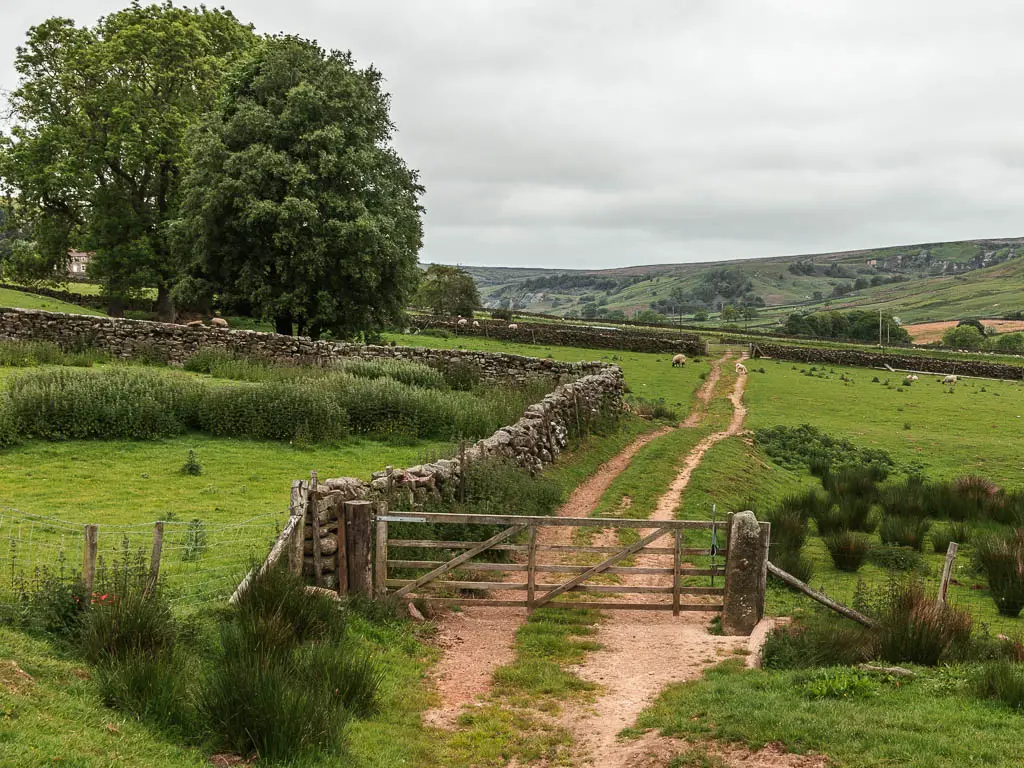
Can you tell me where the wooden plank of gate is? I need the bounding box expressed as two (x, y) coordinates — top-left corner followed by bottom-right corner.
(527, 525), (538, 615)
(533, 527), (671, 608)
(673, 529), (682, 616)
(391, 525), (525, 600)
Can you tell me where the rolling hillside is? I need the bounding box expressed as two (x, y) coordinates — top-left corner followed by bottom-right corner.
(462, 237), (1024, 325)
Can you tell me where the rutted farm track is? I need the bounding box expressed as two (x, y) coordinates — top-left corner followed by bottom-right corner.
(424, 351), (820, 766)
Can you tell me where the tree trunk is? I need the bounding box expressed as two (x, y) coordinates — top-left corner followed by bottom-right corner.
(275, 311), (293, 336)
(156, 284), (174, 323)
(107, 295), (125, 318)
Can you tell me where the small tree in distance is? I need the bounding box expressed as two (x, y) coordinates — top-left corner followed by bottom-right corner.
(416, 264), (481, 317)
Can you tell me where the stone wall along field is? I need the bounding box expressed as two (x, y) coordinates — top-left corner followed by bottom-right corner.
(0, 307), (608, 383)
(422, 317), (708, 356)
(751, 341), (1024, 380)
(301, 367), (626, 584)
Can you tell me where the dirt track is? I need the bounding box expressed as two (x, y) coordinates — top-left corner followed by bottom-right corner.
(423, 351), (819, 766)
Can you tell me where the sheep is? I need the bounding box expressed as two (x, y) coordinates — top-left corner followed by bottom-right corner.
(457, 318), (468, 327)
(735, 362), (747, 374)
(472, 320), (480, 328)
(185, 319), (205, 328)
(210, 317), (229, 328)
(909, 375), (919, 382)
(671, 354), (687, 367)
(508, 323), (519, 330)
(942, 374), (957, 385)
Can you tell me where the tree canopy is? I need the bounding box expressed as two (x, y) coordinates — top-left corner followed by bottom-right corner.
(942, 324), (985, 350)
(174, 35), (423, 338)
(0, 3), (254, 317)
(784, 310), (910, 344)
(416, 264), (481, 317)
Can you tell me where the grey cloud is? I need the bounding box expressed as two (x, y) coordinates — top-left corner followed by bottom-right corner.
(3, 1), (1024, 269)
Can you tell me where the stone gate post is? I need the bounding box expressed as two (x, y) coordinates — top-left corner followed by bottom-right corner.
(721, 511), (770, 635)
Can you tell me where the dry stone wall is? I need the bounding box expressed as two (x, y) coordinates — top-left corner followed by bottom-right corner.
(0, 307), (607, 383)
(752, 341), (1024, 380)
(302, 367), (625, 582)
(423, 317), (708, 356)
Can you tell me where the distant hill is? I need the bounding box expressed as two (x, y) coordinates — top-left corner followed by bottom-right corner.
(456, 237), (1024, 325)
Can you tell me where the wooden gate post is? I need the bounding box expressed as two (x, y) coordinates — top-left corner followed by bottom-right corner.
(721, 511), (769, 636)
(344, 500), (374, 598)
(374, 502), (388, 599)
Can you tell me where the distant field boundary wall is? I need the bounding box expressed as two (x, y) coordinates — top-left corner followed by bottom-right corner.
(0, 283), (157, 313)
(0, 307), (611, 384)
(751, 341), (1024, 380)
(420, 316), (708, 356)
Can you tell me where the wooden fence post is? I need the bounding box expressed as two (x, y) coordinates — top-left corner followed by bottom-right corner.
(335, 497), (349, 595)
(82, 524), (98, 596)
(288, 480), (305, 576)
(938, 542), (959, 605)
(344, 500), (374, 598)
(458, 440), (467, 503)
(146, 521), (164, 594)
(374, 502), (388, 599)
(309, 471), (323, 587)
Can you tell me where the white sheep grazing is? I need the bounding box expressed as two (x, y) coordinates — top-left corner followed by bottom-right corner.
(909, 375), (919, 382)
(210, 317), (228, 328)
(472, 320), (480, 328)
(735, 362), (747, 374)
(457, 318), (468, 327)
(943, 374), (958, 384)
(671, 354), (686, 367)
(508, 323), (519, 330)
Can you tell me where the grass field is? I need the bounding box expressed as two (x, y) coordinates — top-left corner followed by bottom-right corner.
(0, 287), (104, 316)
(632, 659), (1024, 768)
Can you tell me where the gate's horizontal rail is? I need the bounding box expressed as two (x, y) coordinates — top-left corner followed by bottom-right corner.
(387, 539), (726, 557)
(420, 597), (724, 612)
(379, 513), (719, 529)
(388, 559), (706, 576)
(384, 578), (724, 595)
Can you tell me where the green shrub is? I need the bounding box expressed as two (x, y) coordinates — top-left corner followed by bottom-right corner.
(761, 613), (874, 669)
(823, 465), (883, 499)
(754, 424), (894, 475)
(877, 581), (972, 666)
(764, 505), (809, 554)
(196, 381), (348, 443)
(201, 621), (353, 762)
(830, 495), (878, 533)
(824, 532), (870, 572)
(339, 358), (448, 390)
(768, 547), (815, 585)
(94, 649), (197, 738)
(0, 340), (104, 367)
(628, 396), (680, 422)
(879, 515), (931, 551)
(991, 490), (1024, 527)
(868, 546), (925, 572)
(5, 367), (201, 440)
(181, 519), (208, 562)
(80, 585), (177, 665)
(799, 667), (877, 699)
(972, 660), (1024, 710)
(440, 359), (482, 391)
(12, 570), (89, 638)
(879, 477), (930, 520)
(975, 529), (1024, 617)
(234, 566), (347, 649)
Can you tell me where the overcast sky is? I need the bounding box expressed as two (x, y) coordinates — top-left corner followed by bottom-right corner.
(2, 1), (1023, 270)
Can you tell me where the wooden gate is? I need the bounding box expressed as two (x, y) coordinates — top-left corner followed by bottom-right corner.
(375, 512), (728, 614)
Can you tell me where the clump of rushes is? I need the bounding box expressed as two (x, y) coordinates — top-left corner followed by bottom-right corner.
(975, 529), (1024, 617)
(824, 532), (870, 572)
(879, 515), (931, 551)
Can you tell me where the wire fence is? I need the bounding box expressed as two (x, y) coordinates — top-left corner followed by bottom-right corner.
(0, 507), (288, 612)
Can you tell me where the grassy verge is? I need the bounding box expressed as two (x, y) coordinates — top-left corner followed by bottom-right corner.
(632, 659), (1024, 768)
(0, 287), (105, 316)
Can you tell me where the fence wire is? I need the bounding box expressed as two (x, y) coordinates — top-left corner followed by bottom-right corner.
(0, 507), (288, 612)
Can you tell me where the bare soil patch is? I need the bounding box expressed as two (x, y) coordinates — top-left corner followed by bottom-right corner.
(905, 318), (1024, 343)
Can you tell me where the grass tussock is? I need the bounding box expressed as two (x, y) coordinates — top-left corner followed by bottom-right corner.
(824, 532), (870, 572)
(974, 529), (1024, 617)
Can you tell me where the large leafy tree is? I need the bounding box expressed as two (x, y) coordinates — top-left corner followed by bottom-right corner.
(416, 264), (481, 317)
(174, 36), (424, 338)
(0, 3), (253, 318)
